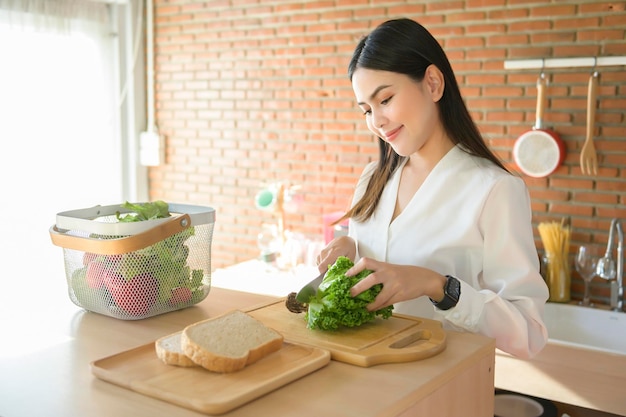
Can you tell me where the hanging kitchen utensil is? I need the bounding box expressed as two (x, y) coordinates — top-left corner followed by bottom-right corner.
(513, 73), (566, 178)
(580, 71), (599, 175)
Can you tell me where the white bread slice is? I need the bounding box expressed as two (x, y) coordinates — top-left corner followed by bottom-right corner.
(181, 310), (284, 373)
(155, 331), (197, 367)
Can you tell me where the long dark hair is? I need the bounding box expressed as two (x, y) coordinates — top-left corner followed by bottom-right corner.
(344, 18), (508, 223)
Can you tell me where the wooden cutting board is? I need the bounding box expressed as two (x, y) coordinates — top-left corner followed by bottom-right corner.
(91, 341), (330, 415)
(246, 299), (447, 367)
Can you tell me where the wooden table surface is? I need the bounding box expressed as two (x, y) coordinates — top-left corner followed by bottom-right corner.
(496, 344), (626, 416)
(214, 260), (626, 416)
(0, 283), (495, 417)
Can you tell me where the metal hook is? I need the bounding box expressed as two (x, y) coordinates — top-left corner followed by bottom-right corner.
(538, 58), (548, 86)
(592, 57), (598, 77)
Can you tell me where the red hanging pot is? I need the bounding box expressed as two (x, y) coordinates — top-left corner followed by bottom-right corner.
(513, 74), (565, 178)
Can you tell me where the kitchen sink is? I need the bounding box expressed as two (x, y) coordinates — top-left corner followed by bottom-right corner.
(543, 302), (626, 355)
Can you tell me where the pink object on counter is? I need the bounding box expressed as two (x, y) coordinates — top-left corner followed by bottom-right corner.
(323, 212), (348, 244)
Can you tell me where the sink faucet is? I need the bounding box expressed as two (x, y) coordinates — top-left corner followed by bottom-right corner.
(597, 218), (624, 312)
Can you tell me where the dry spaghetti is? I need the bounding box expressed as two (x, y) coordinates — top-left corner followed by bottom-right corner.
(538, 220), (571, 302)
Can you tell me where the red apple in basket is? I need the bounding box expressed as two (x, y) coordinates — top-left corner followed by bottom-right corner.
(82, 252), (98, 266)
(168, 287), (193, 305)
(85, 260), (108, 289)
(104, 272), (158, 317)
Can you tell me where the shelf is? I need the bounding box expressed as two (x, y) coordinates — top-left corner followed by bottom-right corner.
(504, 56), (626, 70)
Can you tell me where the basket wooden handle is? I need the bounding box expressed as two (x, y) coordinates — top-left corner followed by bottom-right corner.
(49, 214), (192, 255)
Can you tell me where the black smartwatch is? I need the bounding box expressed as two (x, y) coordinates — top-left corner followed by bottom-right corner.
(430, 275), (461, 310)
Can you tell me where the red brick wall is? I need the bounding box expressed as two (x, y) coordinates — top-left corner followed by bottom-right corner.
(150, 0), (626, 305)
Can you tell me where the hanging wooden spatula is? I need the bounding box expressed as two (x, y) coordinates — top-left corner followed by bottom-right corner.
(580, 71), (599, 175)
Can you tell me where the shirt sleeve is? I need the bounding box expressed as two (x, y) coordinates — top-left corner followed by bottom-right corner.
(434, 175), (549, 359)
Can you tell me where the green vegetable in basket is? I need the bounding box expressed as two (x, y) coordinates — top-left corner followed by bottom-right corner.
(92, 201), (206, 314)
(71, 267), (92, 306)
(70, 267), (113, 311)
(115, 200), (170, 222)
(305, 256), (394, 331)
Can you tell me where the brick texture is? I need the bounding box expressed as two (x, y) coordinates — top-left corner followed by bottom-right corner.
(150, 0), (625, 306)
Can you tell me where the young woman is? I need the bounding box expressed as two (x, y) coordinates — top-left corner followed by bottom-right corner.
(318, 18), (549, 358)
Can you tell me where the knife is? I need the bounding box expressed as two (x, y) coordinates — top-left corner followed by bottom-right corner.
(295, 271), (325, 303)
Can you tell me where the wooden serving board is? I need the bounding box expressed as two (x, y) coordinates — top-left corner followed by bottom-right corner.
(91, 341), (330, 415)
(246, 300), (447, 367)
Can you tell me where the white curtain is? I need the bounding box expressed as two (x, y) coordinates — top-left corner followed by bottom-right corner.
(0, 0), (121, 207)
(0, 0), (110, 36)
(0, 0), (145, 337)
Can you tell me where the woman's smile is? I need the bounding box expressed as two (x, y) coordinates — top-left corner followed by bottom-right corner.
(382, 126), (403, 142)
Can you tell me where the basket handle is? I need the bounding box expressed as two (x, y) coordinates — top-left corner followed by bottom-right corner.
(49, 214), (192, 255)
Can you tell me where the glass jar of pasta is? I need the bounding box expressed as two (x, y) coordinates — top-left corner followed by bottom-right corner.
(538, 220), (571, 303)
(542, 251), (571, 302)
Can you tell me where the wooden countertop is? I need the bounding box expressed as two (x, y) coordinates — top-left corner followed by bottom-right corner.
(211, 260), (626, 416)
(495, 344), (626, 416)
(0, 286), (495, 417)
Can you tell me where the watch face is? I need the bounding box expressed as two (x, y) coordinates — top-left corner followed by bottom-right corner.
(430, 276), (461, 310)
(445, 276), (461, 301)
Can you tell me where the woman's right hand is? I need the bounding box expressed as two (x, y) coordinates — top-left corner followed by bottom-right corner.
(316, 235), (356, 273)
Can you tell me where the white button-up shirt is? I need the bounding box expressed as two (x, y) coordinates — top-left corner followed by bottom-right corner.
(349, 145), (549, 358)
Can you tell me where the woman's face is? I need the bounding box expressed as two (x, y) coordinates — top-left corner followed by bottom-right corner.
(352, 67), (443, 157)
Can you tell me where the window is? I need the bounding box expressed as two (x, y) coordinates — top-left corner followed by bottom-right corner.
(0, 0), (146, 351)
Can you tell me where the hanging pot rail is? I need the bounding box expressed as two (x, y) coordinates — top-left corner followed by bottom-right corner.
(504, 56), (626, 70)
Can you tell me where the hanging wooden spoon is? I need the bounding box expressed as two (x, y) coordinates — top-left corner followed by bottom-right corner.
(580, 72), (599, 175)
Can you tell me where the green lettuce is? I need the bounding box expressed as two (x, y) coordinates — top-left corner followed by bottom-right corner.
(116, 200), (170, 222)
(305, 256), (393, 330)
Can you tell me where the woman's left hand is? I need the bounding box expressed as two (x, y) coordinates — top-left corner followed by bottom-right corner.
(347, 257), (446, 311)
(316, 235), (356, 274)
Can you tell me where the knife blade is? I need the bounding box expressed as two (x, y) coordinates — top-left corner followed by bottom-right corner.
(295, 271), (325, 303)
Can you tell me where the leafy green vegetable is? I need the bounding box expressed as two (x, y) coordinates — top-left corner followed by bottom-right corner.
(116, 200), (170, 222)
(70, 266), (113, 310)
(96, 201), (205, 304)
(305, 256), (393, 331)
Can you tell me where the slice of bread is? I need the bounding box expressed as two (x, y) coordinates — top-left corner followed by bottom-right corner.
(181, 309), (284, 373)
(155, 331), (198, 367)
